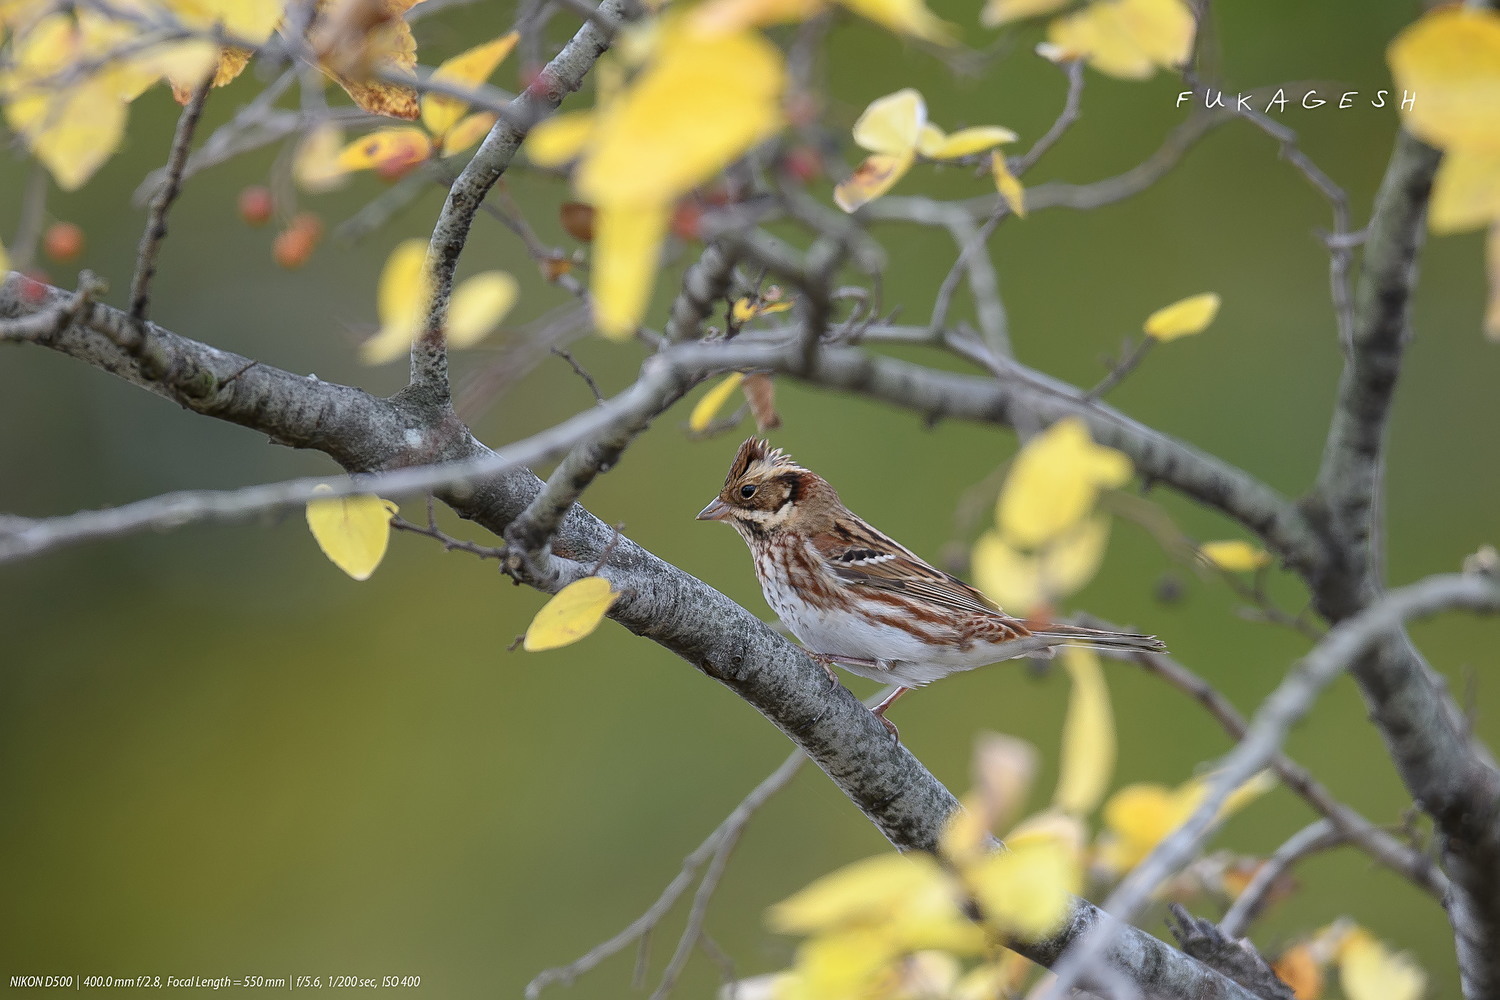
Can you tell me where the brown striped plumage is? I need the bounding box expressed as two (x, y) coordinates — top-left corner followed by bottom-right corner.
(697, 438), (1165, 736)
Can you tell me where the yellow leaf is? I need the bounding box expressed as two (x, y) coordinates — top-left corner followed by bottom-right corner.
(139, 38), (220, 98)
(836, 0), (956, 43)
(294, 121), (349, 192)
(690, 0), (822, 35)
(575, 26), (785, 207)
(440, 111), (497, 156)
(981, 0), (1070, 28)
(0, 237), (7, 272)
(1047, 0), (1195, 80)
(449, 271), (518, 347)
(1053, 648), (1115, 816)
(9, 78), (127, 191)
(316, 0), (423, 119)
(996, 418), (1132, 548)
(591, 200), (670, 339)
(1338, 929), (1426, 1000)
(1095, 783), (1175, 873)
(851, 88), (926, 155)
(336, 127), (434, 172)
(834, 152), (915, 213)
(689, 372), (746, 431)
(991, 151), (1026, 217)
(966, 838), (1078, 940)
(954, 953), (1034, 1000)
(917, 124), (1018, 159)
(940, 795), (991, 864)
(1218, 770), (1276, 816)
(334, 70), (421, 121)
(421, 31), (519, 137)
(523, 576), (619, 651)
(168, 0), (283, 43)
(361, 239), (429, 365)
(1144, 292), (1220, 340)
(771, 853), (984, 958)
(1274, 943), (1326, 1000)
(730, 297), (793, 323)
(2, 14), (128, 190)
(891, 952), (961, 998)
(1007, 808), (1087, 856)
(525, 110), (597, 166)
(1429, 147), (1500, 235)
(782, 928), (903, 1000)
(769, 853), (945, 934)
(1198, 539), (1271, 572)
(160, 44), (253, 100)
(971, 516), (1110, 611)
(1096, 771), (1274, 874)
(305, 485), (399, 581)
(1388, 7), (1500, 155)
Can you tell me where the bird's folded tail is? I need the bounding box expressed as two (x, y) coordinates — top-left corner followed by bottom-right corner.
(1026, 622), (1167, 655)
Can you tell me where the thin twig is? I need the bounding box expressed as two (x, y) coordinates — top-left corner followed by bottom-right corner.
(552, 347), (605, 403)
(1087, 338), (1155, 399)
(129, 73), (213, 325)
(1218, 819), (1344, 938)
(1122, 645), (1445, 900)
(526, 750), (807, 998)
(390, 516), (509, 560)
(1011, 58), (1086, 176)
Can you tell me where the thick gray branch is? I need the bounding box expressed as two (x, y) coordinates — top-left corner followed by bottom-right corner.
(1305, 128), (1500, 1000)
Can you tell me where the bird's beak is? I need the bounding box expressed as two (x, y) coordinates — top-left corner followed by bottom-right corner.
(696, 497), (732, 522)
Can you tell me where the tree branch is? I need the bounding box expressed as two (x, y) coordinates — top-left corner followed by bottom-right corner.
(1049, 572), (1500, 996)
(0, 276), (1263, 1000)
(1305, 127), (1500, 1000)
(408, 0), (630, 399)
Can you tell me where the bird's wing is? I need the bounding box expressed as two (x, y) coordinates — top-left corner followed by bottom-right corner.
(809, 518), (1008, 619)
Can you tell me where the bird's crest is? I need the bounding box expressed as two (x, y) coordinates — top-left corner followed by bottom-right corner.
(724, 438), (807, 486)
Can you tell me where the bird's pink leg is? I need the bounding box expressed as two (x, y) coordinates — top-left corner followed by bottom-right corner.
(803, 651), (884, 692)
(870, 686), (910, 741)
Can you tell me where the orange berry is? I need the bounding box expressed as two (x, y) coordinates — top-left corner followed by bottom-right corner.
(272, 213), (324, 269)
(238, 185), (274, 226)
(43, 222), (84, 263)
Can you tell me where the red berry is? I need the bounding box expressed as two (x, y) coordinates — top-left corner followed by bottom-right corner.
(238, 185), (274, 226)
(43, 222), (84, 263)
(272, 213), (324, 269)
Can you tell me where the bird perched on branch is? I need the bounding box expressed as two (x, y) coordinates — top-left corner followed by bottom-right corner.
(697, 437), (1164, 738)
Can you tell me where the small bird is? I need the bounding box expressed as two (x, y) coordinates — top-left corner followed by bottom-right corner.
(697, 437), (1165, 737)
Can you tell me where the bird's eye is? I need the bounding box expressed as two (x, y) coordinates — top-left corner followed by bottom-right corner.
(739, 483), (758, 499)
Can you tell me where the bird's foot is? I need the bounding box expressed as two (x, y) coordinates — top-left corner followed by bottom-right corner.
(870, 686), (910, 745)
(803, 651), (843, 691)
(803, 651), (886, 691)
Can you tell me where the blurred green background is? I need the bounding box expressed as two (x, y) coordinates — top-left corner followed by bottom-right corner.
(2, 0), (1496, 996)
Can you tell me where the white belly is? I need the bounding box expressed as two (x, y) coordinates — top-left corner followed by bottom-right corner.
(757, 560), (994, 687)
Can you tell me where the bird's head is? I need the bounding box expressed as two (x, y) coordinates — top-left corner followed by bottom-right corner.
(696, 438), (834, 537)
